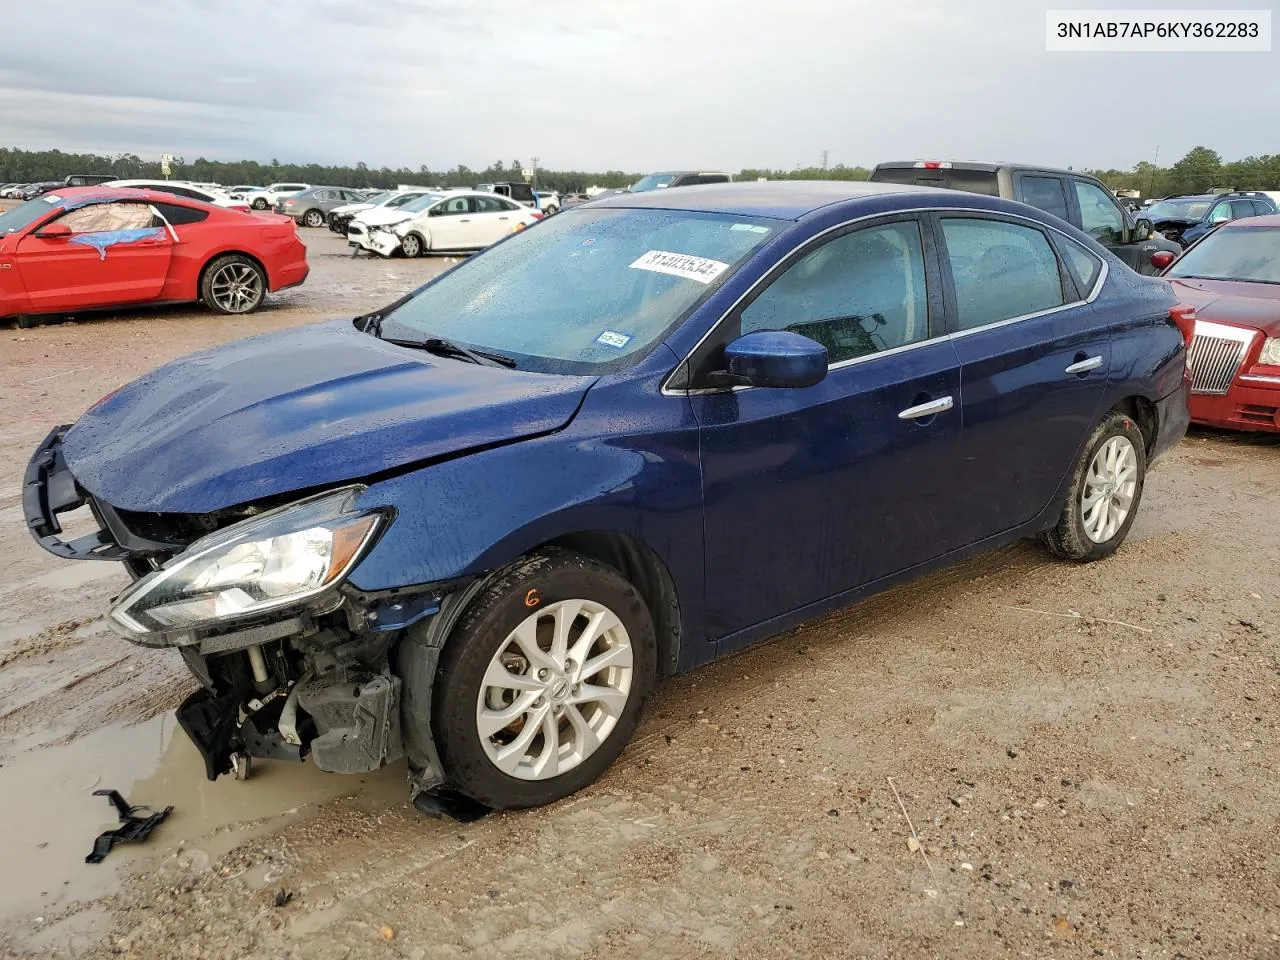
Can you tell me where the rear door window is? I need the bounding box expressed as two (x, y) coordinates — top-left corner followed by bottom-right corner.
(1018, 175), (1070, 221)
(1229, 200), (1255, 219)
(940, 217), (1066, 330)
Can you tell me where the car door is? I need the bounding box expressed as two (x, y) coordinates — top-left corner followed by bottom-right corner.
(688, 216), (965, 641)
(472, 196), (521, 244)
(935, 213), (1111, 545)
(14, 201), (173, 311)
(1068, 177), (1159, 273)
(426, 195), (479, 248)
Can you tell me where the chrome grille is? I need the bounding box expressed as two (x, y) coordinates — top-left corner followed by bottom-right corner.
(1188, 321), (1255, 395)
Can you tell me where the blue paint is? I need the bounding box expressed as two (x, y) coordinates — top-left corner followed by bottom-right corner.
(68, 227), (167, 260)
(49, 182), (1191, 674)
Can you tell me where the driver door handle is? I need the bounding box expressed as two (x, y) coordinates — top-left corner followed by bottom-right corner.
(1065, 356), (1104, 375)
(898, 396), (954, 420)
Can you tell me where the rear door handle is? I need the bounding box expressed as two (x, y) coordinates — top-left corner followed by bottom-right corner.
(1065, 356), (1104, 375)
(459, 219), (471, 223)
(898, 396), (954, 420)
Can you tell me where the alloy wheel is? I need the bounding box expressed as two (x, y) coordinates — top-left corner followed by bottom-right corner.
(209, 263), (264, 314)
(1081, 435), (1138, 543)
(475, 598), (633, 781)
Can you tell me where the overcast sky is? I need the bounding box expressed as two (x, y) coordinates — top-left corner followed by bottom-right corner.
(1, 0), (1276, 172)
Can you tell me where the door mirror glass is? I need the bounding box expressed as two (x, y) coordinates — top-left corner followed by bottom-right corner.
(36, 222), (72, 240)
(714, 330), (828, 389)
(1133, 217), (1153, 242)
(1150, 250), (1175, 270)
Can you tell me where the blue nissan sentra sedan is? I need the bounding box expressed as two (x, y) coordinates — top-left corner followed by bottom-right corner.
(24, 181), (1192, 814)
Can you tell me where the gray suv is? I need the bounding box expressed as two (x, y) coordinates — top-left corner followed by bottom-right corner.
(278, 187), (372, 227)
(870, 161), (1180, 275)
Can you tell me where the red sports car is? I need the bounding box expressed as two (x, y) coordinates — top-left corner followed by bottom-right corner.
(1162, 214), (1280, 433)
(0, 187), (308, 328)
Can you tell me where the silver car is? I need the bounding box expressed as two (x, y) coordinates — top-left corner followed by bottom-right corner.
(277, 187), (372, 227)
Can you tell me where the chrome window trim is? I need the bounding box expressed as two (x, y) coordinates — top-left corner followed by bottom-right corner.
(661, 205), (1108, 397)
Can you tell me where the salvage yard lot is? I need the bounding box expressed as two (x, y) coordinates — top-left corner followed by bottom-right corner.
(1, 230), (1277, 959)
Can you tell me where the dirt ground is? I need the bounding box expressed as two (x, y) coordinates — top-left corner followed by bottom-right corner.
(1, 229), (1277, 960)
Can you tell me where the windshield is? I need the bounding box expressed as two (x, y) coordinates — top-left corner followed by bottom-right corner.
(398, 193), (445, 213)
(381, 208), (777, 374)
(1147, 199), (1211, 221)
(360, 191), (392, 205)
(0, 197), (59, 235)
(628, 174), (678, 193)
(1167, 226), (1280, 284)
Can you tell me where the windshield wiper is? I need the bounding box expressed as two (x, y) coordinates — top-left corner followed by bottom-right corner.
(356, 311), (384, 337)
(385, 334), (517, 368)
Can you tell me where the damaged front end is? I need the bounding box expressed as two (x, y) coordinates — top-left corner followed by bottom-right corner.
(24, 426), (460, 800)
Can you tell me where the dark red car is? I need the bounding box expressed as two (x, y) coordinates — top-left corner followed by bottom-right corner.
(1162, 214), (1280, 433)
(0, 187), (308, 328)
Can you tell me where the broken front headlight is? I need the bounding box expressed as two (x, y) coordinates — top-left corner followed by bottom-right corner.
(109, 487), (387, 639)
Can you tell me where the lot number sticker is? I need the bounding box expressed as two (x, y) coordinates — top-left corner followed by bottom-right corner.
(630, 250), (730, 284)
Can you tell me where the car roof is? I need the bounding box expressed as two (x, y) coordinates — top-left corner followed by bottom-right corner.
(874, 160), (1094, 178)
(42, 186), (219, 208)
(588, 179), (946, 220)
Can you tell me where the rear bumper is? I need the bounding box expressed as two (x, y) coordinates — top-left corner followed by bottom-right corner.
(1189, 375), (1280, 433)
(273, 260), (310, 292)
(1151, 373), (1191, 465)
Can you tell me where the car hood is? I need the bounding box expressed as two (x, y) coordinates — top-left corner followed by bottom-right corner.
(354, 208), (413, 228)
(1168, 277), (1280, 337)
(62, 320), (595, 514)
(331, 202), (374, 216)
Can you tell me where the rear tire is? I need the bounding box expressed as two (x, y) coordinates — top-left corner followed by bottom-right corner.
(303, 209), (325, 228)
(1041, 410), (1146, 562)
(201, 254), (267, 315)
(432, 549), (656, 810)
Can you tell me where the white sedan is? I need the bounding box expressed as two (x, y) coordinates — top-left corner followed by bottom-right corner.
(347, 190), (541, 257)
(103, 180), (251, 213)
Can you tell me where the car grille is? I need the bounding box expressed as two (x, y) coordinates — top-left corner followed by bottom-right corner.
(1188, 321), (1256, 395)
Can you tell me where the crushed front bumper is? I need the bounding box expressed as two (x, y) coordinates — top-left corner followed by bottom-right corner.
(24, 425), (180, 564)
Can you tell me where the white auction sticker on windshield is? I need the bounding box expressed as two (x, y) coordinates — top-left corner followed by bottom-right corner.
(630, 250), (730, 284)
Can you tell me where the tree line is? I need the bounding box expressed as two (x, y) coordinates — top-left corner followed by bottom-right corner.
(1, 146), (1275, 197)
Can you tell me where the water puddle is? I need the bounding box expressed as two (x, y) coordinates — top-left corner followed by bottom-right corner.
(0, 711), (408, 932)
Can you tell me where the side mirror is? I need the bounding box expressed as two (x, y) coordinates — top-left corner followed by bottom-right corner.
(36, 222), (72, 240)
(1150, 250), (1176, 271)
(1132, 217), (1153, 242)
(712, 330), (828, 389)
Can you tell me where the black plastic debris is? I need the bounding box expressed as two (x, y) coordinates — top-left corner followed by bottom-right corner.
(412, 788), (489, 823)
(85, 789), (173, 864)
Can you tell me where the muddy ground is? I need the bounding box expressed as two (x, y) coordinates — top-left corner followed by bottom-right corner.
(0, 229), (1277, 960)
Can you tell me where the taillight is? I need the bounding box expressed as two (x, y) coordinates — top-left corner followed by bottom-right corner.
(530, 210), (544, 220)
(1169, 303), (1196, 348)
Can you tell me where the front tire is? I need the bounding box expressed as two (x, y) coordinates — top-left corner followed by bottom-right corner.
(251, 198), (268, 210)
(399, 233), (424, 258)
(432, 550), (656, 809)
(1042, 410), (1146, 562)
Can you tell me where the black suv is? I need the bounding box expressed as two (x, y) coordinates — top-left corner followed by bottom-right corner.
(870, 161), (1180, 275)
(1143, 191), (1277, 249)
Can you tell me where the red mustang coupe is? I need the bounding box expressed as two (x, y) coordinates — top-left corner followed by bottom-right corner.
(0, 187), (308, 328)
(1163, 214), (1280, 433)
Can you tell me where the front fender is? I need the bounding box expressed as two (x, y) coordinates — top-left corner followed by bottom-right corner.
(346, 369), (707, 647)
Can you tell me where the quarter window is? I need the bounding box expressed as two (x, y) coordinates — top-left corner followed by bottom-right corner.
(1072, 181), (1125, 244)
(1019, 176), (1070, 222)
(940, 218), (1066, 330)
(154, 202), (209, 226)
(739, 220), (931, 365)
(1058, 239), (1102, 295)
